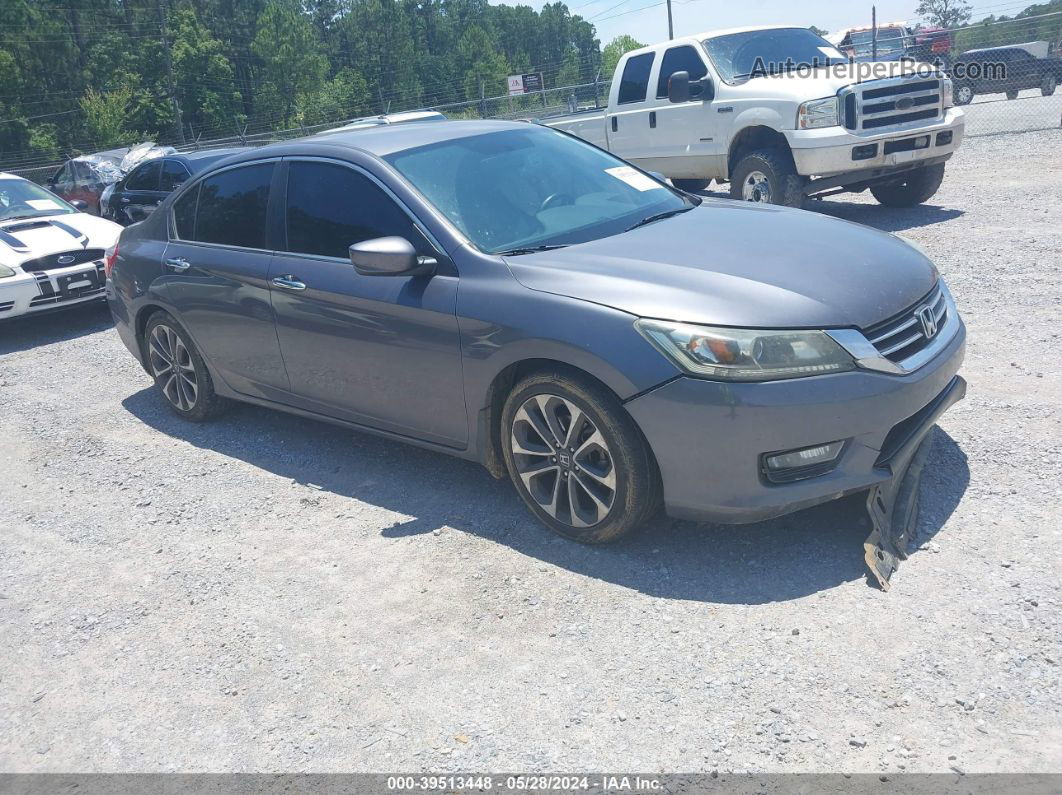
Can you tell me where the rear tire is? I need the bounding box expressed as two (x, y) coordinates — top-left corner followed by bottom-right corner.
(1005, 89), (1019, 100)
(1042, 73), (1057, 97)
(729, 148), (806, 208)
(869, 163), (946, 208)
(143, 311), (228, 422)
(501, 369), (660, 544)
(672, 178), (710, 192)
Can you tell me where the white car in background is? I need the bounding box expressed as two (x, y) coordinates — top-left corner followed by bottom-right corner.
(0, 172), (121, 320)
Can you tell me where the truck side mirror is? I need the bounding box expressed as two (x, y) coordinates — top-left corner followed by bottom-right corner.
(668, 72), (714, 103)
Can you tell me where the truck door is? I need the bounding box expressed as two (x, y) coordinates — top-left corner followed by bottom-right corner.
(605, 51), (657, 166)
(645, 44), (722, 178)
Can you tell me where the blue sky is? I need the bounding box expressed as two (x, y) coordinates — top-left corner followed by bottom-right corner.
(494, 0), (1040, 47)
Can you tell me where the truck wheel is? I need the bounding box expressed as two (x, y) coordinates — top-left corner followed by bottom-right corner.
(1042, 73), (1057, 97)
(729, 149), (806, 208)
(672, 178), (710, 192)
(869, 163), (946, 208)
(1005, 89), (1019, 100)
(954, 84), (974, 105)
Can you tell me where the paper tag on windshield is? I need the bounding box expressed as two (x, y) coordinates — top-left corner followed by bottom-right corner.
(818, 46), (844, 60)
(27, 199), (61, 210)
(605, 166), (662, 192)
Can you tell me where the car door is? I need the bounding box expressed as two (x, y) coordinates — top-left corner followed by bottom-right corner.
(267, 157), (466, 447)
(606, 51), (657, 167)
(162, 160), (291, 400)
(1008, 49), (1039, 90)
(647, 43), (721, 177)
(118, 160), (163, 224)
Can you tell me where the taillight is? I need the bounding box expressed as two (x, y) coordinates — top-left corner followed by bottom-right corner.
(104, 241), (119, 278)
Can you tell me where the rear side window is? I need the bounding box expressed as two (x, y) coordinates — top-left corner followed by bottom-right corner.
(159, 160), (191, 192)
(172, 184), (199, 239)
(617, 52), (655, 104)
(656, 45), (708, 98)
(126, 161), (161, 191)
(193, 163), (273, 249)
(284, 161), (421, 259)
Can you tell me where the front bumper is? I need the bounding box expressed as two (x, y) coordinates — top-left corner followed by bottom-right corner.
(785, 107), (965, 178)
(625, 318), (965, 524)
(0, 261), (107, 320)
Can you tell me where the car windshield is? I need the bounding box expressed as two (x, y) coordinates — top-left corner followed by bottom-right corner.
(0, 178), (76, 221)
(851, 28), (907, 58)
(384, 127), (695, 255)
(704, 27), (845, 82)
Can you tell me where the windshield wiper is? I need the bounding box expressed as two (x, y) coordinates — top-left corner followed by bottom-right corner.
(625, 205), (695, 232)
(496, 244), (569, 256)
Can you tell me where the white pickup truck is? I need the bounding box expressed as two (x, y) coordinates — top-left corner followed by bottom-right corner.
(544, 26), (966, 208)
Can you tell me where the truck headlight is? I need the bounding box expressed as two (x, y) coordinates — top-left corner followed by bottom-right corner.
(0, 264), (16, 279)
(942, 77), (954, 108)
(635, 320), (855, 381)
(797, 97), (840, 129)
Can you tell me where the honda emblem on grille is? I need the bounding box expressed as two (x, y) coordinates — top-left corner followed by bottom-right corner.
(57, 255), (76, 264)
(916, 304), (938, 338)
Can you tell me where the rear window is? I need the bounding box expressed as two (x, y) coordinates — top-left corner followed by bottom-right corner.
(191, 164), (273, 249)
(617, 52), (655, 104)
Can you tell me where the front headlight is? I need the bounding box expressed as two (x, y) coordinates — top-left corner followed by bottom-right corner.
(635, 320), (855, 381)
(0, 264), (16, 279)
(797, 96), (840, 129)
(941, 77), (954, 108)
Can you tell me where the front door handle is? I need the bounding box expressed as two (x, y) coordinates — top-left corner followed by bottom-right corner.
(120, 197), (131, 203)
(164, 256), (190, 272)
(271, 275), (306, 291)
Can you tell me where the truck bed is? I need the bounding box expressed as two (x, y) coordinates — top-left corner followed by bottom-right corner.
(542, 108), (609, 150)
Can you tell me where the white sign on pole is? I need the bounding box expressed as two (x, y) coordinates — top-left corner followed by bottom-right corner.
(507, 75), (525, 96)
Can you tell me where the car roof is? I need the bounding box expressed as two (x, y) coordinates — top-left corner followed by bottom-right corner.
(0, 171), (29, 181)
(175, 147), (251, 162)
(219, 119), (532, 162)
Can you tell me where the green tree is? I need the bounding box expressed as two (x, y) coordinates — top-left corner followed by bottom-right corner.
(79, 86), (135, 149)
(916, 0), (973, 28)
(172, 6), (243, 136)
(601, 34), (644, 78)
(252, 0), (328, 126)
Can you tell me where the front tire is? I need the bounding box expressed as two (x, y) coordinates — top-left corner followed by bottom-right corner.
(729, 148), (806, 208)
(869, 163), (946, 208)
(954, 84), (974, 105)
(1042, 73), (1057, 97)
(143, 312), (228, 421)
(501, 370), (660, 544)
(672, 178), (710, 192)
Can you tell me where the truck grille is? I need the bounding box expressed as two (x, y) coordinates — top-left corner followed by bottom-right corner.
(20, 249), (104, 272)
(843, 77), (942, 132)
(865, 285), (948, 363)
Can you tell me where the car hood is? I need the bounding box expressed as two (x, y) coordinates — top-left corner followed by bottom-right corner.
(732, 62), (941, 101)
(503, 200), (938, 330)
(0, 212), (121, 268)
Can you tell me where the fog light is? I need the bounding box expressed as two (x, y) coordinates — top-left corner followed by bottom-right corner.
(852, 143), (878, 161)
(936, 131), (953, 146)
(763, 441), (846, 482)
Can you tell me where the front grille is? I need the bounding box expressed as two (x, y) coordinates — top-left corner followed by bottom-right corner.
(865, 285), (948, 363)
(20, 249), (104, 272)
(843, 77), (942, 132)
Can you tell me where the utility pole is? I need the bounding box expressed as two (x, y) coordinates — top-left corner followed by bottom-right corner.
(872, 5), (878, 61)
(666, 0), (674, 40)
(156, 0), (185, 144)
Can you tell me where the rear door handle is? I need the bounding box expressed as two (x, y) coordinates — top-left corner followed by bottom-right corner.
(120, 197), (131, 203)
(164, 256), (190, 272)
(271, 275), (306, 291)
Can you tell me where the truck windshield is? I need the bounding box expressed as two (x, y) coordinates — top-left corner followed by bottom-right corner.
(385, 127), (696, 255)
(703, 27), (845, 83)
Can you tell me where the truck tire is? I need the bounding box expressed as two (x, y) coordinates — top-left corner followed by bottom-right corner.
(954, 84), (974, 105)
(729, 149), (806, 208)
(1005, 89), (1019, 100)
(1042, 73), (1057, 97)
(869, 163), (946, 208)
(672, 178), (710, 192)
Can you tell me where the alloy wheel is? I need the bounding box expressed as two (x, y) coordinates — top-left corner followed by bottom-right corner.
(148, 324), (198, 411)
(510, 394), (617, 528)
(956, 85), (973, 104)
(742, 170), (772, 203)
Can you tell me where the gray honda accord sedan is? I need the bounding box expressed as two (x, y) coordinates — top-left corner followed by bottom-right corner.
(106, 120), (966, 543)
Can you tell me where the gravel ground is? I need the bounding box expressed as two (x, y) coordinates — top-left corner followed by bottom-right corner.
(1, 129), (1060, 774)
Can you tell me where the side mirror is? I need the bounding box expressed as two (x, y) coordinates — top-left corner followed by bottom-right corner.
(349, 236), (436, 277)
(70, 199), (89, 211)
(668, 72), (714, 103)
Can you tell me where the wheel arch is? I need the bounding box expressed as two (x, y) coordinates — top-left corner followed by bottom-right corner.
(727, 124), (791, 179)
(134, 303), (168, 372)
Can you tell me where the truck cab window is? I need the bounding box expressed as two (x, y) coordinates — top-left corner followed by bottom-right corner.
(656, 45), (708, 98)
(618, 53), (655, 104)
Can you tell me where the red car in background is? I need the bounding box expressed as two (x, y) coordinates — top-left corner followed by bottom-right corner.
(45, 148), (126, 216)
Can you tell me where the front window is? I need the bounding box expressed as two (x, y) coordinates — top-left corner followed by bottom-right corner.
(704, 27), (846, 83)
(0, 178), (76, 221)
(384, 127), (694, 255)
